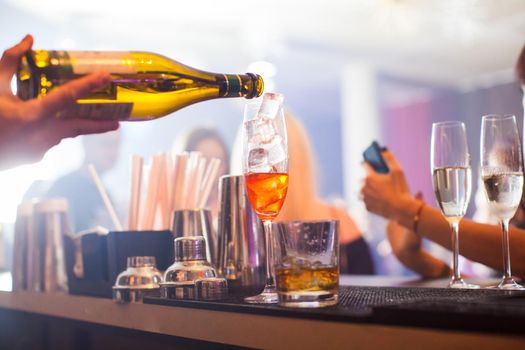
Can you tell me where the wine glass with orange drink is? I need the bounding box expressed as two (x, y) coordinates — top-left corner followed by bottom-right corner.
(242, 93), (288, 304)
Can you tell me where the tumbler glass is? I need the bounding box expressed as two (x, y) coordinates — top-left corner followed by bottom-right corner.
(273, 220), (339, 308)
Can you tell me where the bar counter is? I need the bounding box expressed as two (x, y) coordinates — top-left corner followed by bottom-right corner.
(1, 277), (525, 349)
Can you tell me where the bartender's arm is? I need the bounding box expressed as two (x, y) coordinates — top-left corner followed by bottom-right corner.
(0, 35), (119, 170)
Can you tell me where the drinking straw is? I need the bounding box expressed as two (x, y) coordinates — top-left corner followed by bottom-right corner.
(88, 164), (123, 231)
(191, 157), (207, 208)
(198, 158), (221, 208)
(128, 155), (143, 230)
(172, 153), (188, 210)
(164, 153), (173, 219)
(157, 156), (171, 229)
(141, 156), (161, 230)
(182, 151), (201, 209)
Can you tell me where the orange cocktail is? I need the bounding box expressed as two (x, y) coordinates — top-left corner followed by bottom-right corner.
(245, 172), (288, 221)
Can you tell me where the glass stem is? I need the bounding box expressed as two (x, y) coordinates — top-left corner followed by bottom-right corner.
(501, 219), (512, 280)
(451, 221), (461, 281)
(263, 220), (275, 288)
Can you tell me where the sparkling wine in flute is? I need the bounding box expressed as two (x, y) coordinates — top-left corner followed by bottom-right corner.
(16, 50), (264, 121)
(432, 166), (472, 222)
(482, 172), (524, 220)
(245, 172), (288, 221)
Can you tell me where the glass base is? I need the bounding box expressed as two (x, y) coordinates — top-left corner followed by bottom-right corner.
(448, 277), (480, 289)
(278, 290), (338, 308)
(244, 286), (278, 304)
(496, 277), (525, 290)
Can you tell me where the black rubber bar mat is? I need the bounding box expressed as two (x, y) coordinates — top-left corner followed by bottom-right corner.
(144, 286), (525, 335)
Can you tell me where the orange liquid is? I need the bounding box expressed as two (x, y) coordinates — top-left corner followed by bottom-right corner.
(245, 172), (289, 221)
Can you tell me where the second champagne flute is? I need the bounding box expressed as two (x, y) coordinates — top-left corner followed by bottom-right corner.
(242, 94), (289, 304)
(431, 121), (479, 289)
(480, 114), (524, 290)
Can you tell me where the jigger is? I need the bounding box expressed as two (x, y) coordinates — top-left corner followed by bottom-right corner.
(217, 175), (266, 297)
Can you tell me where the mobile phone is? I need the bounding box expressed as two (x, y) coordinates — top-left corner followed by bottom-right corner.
(363, 141), (389, 174)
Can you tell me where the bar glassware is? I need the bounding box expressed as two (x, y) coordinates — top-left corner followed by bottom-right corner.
(431, 121), (478, 289)
(481, 114), (524, 290)
(242, 95), (288, 304)
(273, 220), (339, 308)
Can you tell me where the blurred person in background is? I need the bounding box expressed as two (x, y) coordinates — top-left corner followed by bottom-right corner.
(175, 127), (230, 222)
(361, 44), (525, 279)
(46, 131), (121, 231)
(0, 35), (119, 170)
(277, 113), (374, 274)
(24, 131), (121, 232)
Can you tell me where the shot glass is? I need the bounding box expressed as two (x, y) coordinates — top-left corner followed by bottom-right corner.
(273, 220), (339, 308)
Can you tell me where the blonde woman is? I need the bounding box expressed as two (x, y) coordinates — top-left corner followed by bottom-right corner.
(277, 113), (374, 274)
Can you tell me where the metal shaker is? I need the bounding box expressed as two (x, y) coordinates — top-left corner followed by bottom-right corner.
(161, 236), (217, 299)
(33, 198), (71, 292)
(217, 175), (266, 297)
(12, 202), (34, 291)
(113, 256), (163, 303)
(163, 236), (217, 283)
(172, 209), (216, 266)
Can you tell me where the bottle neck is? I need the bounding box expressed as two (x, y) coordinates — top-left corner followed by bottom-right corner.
(218, 73), (264, 99)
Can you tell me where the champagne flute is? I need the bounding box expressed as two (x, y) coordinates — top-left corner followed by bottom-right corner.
(480, 114), (524, 290)
(242, 94), (288, 304)
(431, 121), (478, 289)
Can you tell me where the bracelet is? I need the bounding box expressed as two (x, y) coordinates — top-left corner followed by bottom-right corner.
(412, 200), (426, 234)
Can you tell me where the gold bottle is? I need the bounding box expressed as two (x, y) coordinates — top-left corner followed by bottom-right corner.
(17, 50), (264, 121)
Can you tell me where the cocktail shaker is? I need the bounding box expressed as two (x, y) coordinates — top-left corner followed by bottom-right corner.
(172, 209), (216, 265)
(217, 175), (266, 297)
(113, 256), (163, 303)
(12, 202), (34, 291)
(33, 198), (71, 292)
(161, 236), (217, 299)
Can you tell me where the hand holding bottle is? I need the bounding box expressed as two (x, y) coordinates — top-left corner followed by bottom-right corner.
(0, 35), (119, 169)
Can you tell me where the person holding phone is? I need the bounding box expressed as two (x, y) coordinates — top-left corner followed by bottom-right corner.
(360, 44), (525, 279)
(364, 148), (453, 278)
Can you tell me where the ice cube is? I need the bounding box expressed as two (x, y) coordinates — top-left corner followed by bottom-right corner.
(266, 135), (286, 165)
(293, 257), (312, 269)
(248, 148), (268, 167)
(312, 261), (325, 269)
(281, 256), (296, 268)
(250, 163), (273, 173)
(247, 147), (273, 173)
(258, 93), (284, 119)
(263, 92), (284, 103)
(245, 116), (276, 145)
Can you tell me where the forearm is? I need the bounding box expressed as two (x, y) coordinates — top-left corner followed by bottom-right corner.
(398, 249), (450, 279)
(394, 194), (525, 277)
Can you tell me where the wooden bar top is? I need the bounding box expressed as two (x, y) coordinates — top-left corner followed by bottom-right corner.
(0, 288), (524, 349)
